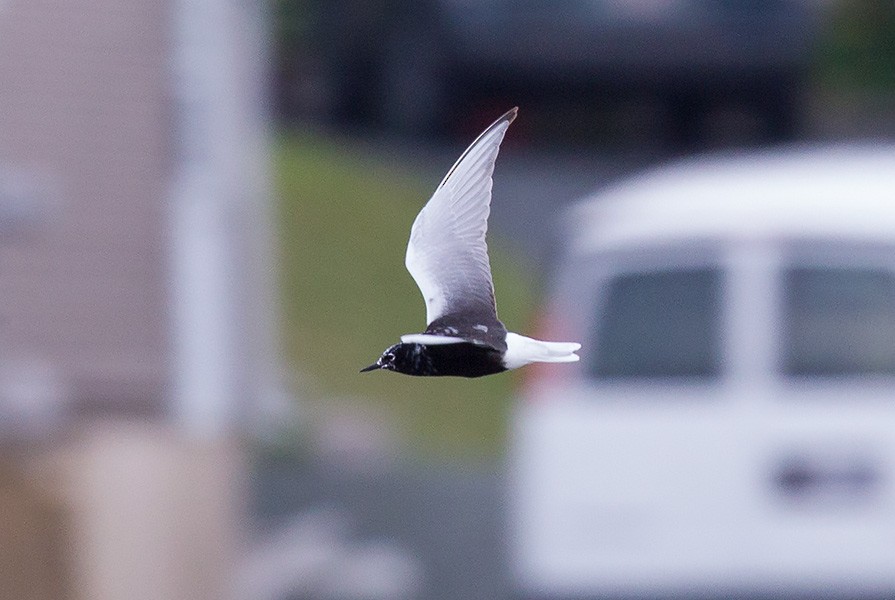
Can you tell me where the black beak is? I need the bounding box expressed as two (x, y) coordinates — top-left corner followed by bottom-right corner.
(360, 362), (379, 373)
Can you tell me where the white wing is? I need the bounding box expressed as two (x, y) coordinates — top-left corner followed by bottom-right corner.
(405, 107), (517, 326)
(400, 334), (467, 345)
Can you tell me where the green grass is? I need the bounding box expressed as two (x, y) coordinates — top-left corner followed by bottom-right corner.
(816, 0), (895, 92)
(275, 132), (534, 460)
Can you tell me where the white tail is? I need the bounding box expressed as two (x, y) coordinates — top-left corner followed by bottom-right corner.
(503, 332), (581, 370)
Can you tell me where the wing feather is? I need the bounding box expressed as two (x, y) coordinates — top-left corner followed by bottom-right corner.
(405, 107), (517, 326)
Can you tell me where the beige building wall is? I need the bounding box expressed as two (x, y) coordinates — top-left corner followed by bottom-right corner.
(0, 1), (273, 598)
(0, 0), (171, 416)
(27, 422), (244, 600)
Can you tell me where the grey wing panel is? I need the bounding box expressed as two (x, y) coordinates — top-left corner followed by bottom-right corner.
(405, 108), (517, 325)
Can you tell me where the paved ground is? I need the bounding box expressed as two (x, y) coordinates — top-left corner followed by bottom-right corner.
(251, 457), (508, 600)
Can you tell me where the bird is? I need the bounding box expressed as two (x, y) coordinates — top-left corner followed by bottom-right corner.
(361, 107), (581, 377)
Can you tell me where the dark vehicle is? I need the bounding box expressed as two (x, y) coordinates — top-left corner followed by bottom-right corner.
(300, 0), (823, 142)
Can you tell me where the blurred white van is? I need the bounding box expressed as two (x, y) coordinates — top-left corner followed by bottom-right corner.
(508, 145), (895, 600)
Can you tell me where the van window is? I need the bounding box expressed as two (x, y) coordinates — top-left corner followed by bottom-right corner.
(783, 266), (895, 377)
(591, 268), (721, 379)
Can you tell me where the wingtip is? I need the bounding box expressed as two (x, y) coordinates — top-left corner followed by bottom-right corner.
(504, 106), (519, 124)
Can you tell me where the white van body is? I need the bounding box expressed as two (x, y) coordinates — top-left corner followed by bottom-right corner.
(508, 146), (895, 599)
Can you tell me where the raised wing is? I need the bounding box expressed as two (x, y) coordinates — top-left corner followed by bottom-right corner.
(405, 107), (517, 329)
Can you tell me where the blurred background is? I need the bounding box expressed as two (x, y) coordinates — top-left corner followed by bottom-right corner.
(2, 0), (895, 599)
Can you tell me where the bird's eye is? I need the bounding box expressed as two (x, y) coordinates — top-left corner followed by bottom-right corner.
(385, 352), (395, 361)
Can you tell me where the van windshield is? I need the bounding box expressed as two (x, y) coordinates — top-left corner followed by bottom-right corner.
(590, 267), (721, 379)
(783, 266), (895, 377)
